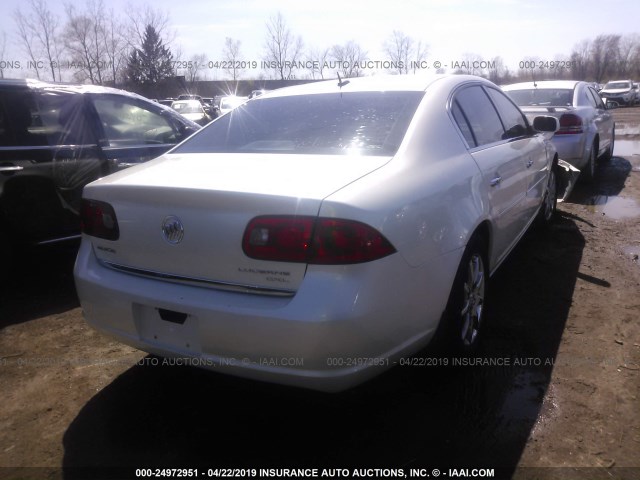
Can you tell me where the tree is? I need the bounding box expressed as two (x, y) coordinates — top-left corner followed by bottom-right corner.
(590, 34), (620, 83)
(101, 6), (127, 85)
(306, 46), (331, 79)
(125, 4), (175, 52)
(0, 32), (7, 79)
(14, 0), (64, 81)
(330, 41), (367, 78)
(125, 24), (174, 86)
(383, 31), (428, 75)
(263, 12), (303, 80)
(63, 2), (103, 84)
(222, 38), (243, 81)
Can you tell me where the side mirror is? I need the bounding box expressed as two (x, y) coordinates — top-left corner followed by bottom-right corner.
(533, 115), (559, 133)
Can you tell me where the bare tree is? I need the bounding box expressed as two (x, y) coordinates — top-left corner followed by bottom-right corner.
(0, 32), (7, 79)
(306, 46), (331, 79)
(263, 12), (304, 80)
(330, 41), (367, 78)
(13, 0), (64, 80)
(590, 34), (620, 83)
(63, 3), (101, 83)
(570, 39), (591, 80)
(487, 56), (506, 84)
(101, 6), (126, 85)
(383, 30), (414, 74)
(185, 53), (207, 85)
(126, 4), (175, 53)
(222, 37), (243, 81)
(412, 40), (428, 74)
(617, 34), (640, 78)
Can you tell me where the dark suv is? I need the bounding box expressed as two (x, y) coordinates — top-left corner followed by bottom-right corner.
(0, 79), (200, 256)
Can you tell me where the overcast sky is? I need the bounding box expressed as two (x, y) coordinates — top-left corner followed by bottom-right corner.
(1, 0), (639, 80)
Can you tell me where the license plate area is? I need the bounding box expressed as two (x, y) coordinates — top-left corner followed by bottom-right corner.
(133, 303), (201, 352)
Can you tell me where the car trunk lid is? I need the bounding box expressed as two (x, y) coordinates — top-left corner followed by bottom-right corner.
(84, 152), (390, 293)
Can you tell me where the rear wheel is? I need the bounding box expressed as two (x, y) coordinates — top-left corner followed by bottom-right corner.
(446, 236), (488, 354)
(581, 143), (597, 183)
(537, 165), (558, 227)
(601, 128), (615, 162)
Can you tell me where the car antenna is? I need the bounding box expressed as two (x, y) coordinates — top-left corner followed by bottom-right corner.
(337, 72), (350, 88)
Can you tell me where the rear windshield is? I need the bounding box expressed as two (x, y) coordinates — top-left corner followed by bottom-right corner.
(172, 91), (424, 156)
(505, 88), (574, 107)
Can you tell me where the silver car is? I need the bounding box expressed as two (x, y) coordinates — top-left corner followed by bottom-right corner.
(503, 80), (615, 182)
(599, 80), (636, 107)
(75, 75), (559, 392)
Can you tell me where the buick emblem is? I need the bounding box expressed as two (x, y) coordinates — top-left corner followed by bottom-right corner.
(161, 216), (184, 244)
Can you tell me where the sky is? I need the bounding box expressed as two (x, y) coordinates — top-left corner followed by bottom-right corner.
(1, 0), (639, 81)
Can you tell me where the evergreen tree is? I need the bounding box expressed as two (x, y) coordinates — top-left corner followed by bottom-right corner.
(126, 24), (174, 85)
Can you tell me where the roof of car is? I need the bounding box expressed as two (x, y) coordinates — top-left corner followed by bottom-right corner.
(501, 80), (582, 90)
(259, 74), (486, 99)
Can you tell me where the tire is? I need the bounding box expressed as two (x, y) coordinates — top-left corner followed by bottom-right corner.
(0, 229), (13, 288)
(443, 236), (488, 355)
(536, 165), (558, 227)
(580, 143), (597, 183)
(601, 127), (615, 162)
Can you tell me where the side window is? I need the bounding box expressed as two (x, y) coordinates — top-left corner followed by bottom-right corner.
(486, 87), (529, 139)
(92, 95), (180, 146)
(0, 89), (47, 147)
(451, 100), (476, 147)
(454, 86), (504, 147)
(583, 88), (597, 108)
(587, 87), (605, 109)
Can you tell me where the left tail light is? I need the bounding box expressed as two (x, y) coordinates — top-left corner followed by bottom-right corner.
(243, 215), (396, 264)
(80, 199), (120, 241)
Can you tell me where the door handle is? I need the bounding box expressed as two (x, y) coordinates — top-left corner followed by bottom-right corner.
(490, 176), (502, 187)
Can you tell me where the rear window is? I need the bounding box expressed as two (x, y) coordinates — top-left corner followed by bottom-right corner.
(506, 88), (574, 107)
(172, 91), (424, 156)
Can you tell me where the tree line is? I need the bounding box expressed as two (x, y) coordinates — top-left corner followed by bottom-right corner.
(3, 1), (640, 89)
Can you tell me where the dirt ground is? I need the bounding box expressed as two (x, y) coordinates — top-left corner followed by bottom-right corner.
(1, 109), (639, 480)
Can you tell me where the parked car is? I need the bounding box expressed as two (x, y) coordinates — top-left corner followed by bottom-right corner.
(599, 80), (636, 107)
(170, 99), (211, 126)
(75, 75), (559, 392)
(218, 95), (248, 115)
(503, 80), (615, 182)
(177, 94), (203, 102)
(249, 89), (269, 99)
(201, 97), (219, 118)
(0, 78), (200, 256)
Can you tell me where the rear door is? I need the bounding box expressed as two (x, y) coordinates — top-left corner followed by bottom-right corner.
(586, 86), (613, 154)
(485, 86), (549, 221)
(0, 86), (106, 244)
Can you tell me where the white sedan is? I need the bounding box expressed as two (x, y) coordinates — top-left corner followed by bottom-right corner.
(75, 75), (559, 392)
(502, 80), (615, 183)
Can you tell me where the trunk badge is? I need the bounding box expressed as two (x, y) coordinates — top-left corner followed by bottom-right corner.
(161, 216), (184, 244)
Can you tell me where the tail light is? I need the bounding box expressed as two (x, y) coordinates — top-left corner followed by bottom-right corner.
(243, 216), (396, 264)
(80, 199), (120, 240)
(556, 114), (583, 135)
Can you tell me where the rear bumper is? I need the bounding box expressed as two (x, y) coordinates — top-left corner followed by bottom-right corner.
(551, 134), (588, 169)
(74, 239), (460, 392)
